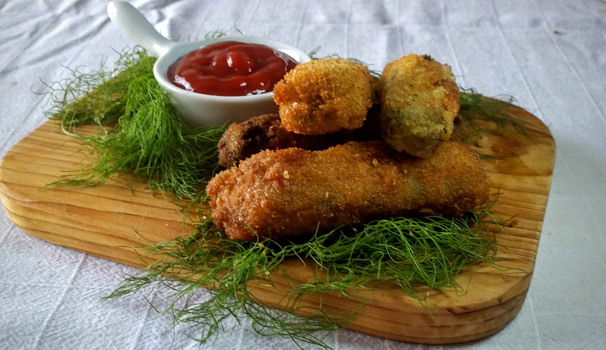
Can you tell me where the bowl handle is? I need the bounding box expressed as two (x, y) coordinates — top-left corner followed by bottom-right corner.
(107, 1), (176, 57)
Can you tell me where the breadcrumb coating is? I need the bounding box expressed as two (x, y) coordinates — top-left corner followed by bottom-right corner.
(273, 58), (373, 135)
(217, 107), (382, 167)
(217, 114), (316, 168)
(207, 141), (489, 241)
(380, 54), (460, 158)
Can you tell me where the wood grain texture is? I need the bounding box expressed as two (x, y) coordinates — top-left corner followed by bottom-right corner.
(0, 103), (554, 344)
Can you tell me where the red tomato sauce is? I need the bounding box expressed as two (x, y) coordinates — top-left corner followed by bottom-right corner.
(167, 41), (298, 97)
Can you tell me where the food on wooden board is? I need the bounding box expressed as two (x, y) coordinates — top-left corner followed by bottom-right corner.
(207, 141), (489, 241)
(273, 58), (373, 135)
(217, 107), (382, 167)
(379, 54), (460, 158)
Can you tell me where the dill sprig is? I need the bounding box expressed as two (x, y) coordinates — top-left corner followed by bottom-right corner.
(46, 48), (156, 130)
(108, 218), (345, 348)
(286, 211), (498, 299)
(47, 47), (226, 199)
(459, 88), (535, 143)
(106, 210), (500, 349)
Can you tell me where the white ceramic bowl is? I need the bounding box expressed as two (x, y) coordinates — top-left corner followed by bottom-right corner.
(107, 1), (311, 128)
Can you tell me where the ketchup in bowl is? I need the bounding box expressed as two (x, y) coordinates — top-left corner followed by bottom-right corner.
(167, 41), (298, 97)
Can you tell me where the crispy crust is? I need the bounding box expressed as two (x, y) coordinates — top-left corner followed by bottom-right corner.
(217, 107), (382, 167)
(273, 58), (373, 135)
(380, 54), (460, 158)
(207, 141), (489, 241)
(217, 114), (317, 167)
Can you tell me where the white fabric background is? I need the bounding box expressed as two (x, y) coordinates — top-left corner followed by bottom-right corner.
(1, 0), (606, 349)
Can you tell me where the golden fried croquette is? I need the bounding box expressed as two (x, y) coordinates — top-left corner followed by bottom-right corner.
(380, 54), (460, 158)
(273, 58), (373, 135)
(217, 108), (382, 167)
(207, 141), (489, 241)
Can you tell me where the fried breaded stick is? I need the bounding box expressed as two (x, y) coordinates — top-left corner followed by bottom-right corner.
(273, 58), (373, 135)
(217, 108), (382, 167)
(380, 54), (460, 158)
(207, 141), (489, 241)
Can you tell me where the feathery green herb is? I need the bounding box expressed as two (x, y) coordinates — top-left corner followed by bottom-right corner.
(459, 88), (534, 143)
(47, 47), (226, 200)
(46, 48), (155, 130)
(106, 209), (500, 349)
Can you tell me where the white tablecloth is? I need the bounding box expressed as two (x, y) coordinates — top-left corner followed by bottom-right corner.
(1, 0), (605, 349)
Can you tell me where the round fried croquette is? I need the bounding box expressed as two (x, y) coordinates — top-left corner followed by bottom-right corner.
(273, 58), (373, 135)
(379, 54), (460, 158)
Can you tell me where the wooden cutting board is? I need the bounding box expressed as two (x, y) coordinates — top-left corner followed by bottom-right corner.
(0, 103), (555, 344)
